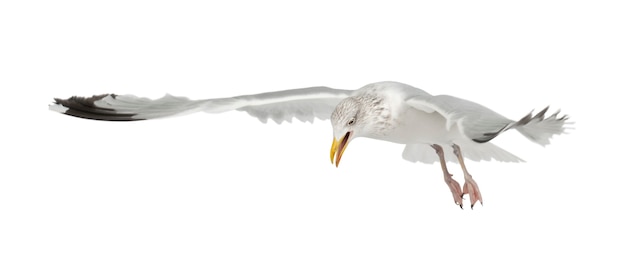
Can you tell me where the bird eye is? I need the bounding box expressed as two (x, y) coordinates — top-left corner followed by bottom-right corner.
(348, 118), (355, 126)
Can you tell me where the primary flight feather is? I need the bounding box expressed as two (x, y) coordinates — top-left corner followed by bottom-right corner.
(50, 81), (571, 209)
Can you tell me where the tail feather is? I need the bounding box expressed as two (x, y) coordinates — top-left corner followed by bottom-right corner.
(514, 107), (572, 146)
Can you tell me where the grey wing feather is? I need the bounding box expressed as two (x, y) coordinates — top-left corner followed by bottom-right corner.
(50, 86), (353, 123)
(406, 94), (515, 142)
(238, 98), (341, 123)
(406, 92), (571, 146)
(233, 87), (352, 123)
(402, 142), (524, 164)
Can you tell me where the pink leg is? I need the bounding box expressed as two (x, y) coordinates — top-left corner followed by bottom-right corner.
(431, 144), (464, 209)
(452, 144), (483, 209)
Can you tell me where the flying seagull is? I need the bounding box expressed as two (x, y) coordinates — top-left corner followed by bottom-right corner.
(50, 81), (571, 209)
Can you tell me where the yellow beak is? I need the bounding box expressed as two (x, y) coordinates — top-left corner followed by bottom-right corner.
(330, 132), (351, 167)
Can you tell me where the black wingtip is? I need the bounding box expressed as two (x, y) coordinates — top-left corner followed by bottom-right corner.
(52, 94), (144, 121)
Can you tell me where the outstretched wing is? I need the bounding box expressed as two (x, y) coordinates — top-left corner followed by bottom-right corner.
(50, 86), (353, 123)
(405, 94), (570, 145)
(402, 95), (525, 163)
(402, 91), (570, 163)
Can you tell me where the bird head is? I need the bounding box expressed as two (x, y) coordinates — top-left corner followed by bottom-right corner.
(330, 97), (367, 167)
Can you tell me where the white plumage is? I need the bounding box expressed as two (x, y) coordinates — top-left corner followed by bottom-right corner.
(51, 81), (571, 208)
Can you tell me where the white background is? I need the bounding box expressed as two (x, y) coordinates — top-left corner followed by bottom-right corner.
(1, 1), (624, 276)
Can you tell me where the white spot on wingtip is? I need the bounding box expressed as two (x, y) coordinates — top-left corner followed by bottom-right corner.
(49, 104), (69, 113)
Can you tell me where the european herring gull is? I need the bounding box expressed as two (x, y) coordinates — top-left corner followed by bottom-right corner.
(50, 81), (571, 209)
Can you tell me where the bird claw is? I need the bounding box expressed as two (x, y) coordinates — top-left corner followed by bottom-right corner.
(440, 173), (483, 209)
(462, 175), (483, 209)
(443, 174), (464, 208)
